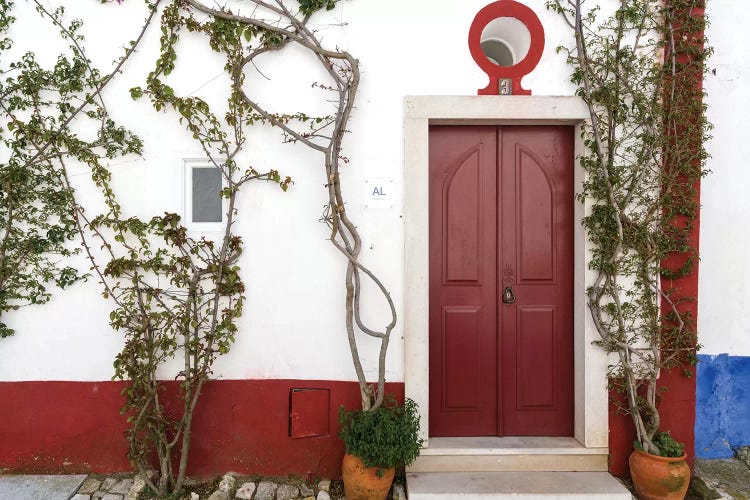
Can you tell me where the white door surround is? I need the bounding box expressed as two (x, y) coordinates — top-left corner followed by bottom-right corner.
(403, 96), (609, 458)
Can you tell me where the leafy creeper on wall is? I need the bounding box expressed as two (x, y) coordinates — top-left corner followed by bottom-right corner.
(0, 0), (142, 338)
(548, 0), (710, 456)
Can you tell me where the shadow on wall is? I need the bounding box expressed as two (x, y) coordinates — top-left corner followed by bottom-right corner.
(696, 354), (750, 458)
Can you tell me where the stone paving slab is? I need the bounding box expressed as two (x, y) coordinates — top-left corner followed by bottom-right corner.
(407, 471), (633, 499)
(0, 474), (87, 500)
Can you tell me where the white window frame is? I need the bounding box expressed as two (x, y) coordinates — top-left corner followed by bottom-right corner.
(182, 158), (228, 233)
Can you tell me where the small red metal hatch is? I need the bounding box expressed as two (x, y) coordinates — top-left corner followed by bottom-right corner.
(289, 388), (330, 438)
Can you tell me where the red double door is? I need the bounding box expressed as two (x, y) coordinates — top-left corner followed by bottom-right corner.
(429, 126), (574, 437)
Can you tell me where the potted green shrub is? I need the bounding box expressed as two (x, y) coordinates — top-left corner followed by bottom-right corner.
(629, 432), (690, 500)
(339, 396), (424, 500)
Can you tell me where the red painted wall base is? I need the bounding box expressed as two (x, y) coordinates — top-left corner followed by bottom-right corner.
(0, 379), (403, 478)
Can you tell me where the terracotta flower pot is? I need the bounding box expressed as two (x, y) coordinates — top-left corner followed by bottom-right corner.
(341, 453), (395, 500)
(629, 447), (690, 500)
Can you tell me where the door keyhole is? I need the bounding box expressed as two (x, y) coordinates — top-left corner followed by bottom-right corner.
(502, 286), (516, 304)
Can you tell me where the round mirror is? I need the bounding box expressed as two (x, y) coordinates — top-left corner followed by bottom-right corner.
(480, 39), (515, 66)
(479, 16), (531, 67)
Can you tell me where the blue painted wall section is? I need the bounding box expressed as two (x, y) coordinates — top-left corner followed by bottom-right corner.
(696, 354), (750, 458)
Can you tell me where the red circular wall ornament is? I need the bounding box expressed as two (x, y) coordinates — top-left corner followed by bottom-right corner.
(469, 0), (545, 95)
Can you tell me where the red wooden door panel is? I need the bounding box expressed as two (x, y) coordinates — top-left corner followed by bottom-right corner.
(429, 126), (498, 436)
(429, 125), (573, 438)
(499, 127), (574, 436)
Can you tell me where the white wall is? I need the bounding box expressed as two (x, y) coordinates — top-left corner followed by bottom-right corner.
(0, 0), (578, 382)
(699, 0), (750, 357)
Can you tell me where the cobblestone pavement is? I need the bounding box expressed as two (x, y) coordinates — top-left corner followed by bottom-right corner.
(64, 472), (407, 500)
(692, 457), (750, 500)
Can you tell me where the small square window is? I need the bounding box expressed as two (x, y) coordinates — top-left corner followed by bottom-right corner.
(183, 159), (226, 231)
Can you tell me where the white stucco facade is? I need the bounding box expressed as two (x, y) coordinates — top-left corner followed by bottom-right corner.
(700, 0), (750, 357)
(0, 0), (744, 386)
(0, 0), (579, 382)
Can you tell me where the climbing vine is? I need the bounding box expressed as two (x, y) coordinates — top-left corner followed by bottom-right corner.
(3, 0), (392, 492)
(0, 0), (282, 493)
(0, 0), (142, 337)
(4, 0), (394, 490)
(78, 0), (294, 494)
(548, 0), (710, 455)
(169, 0), (398, 413)
(96, 0), (395, 491)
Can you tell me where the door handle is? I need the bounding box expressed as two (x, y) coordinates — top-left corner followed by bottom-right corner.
(502, 286), (516, 304)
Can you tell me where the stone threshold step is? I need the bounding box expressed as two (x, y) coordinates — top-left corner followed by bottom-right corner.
(420, 437), (607, 455)
(409, 453), (608, 472)
(409, 437), (609, 472)
(407, 471), (633, 499)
